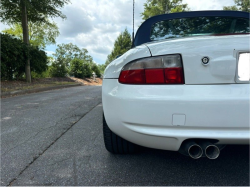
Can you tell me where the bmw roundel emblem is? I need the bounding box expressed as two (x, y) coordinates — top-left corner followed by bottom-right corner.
(201, 57), (210, 65)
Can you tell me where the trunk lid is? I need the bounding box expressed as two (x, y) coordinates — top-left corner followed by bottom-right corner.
(146, 35), (249, 84)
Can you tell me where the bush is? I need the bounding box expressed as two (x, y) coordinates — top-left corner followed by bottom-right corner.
(49, 60), (68, 77)
(98, 64), (106, 75)
(31, 68), (50, 78)
(70, 59), (92, 78)
(70, 59), (83, 78)
(1, 33), (27, 80)
(30, 47), (48, 74)
(1, 33), (48, 80)
(91, 64), (101, 77)
(82, 62), (92, 78)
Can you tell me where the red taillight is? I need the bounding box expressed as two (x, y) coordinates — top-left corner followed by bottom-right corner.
(119, 69), (145, 84)
(118, 55), (185, 84)
(164, 67), (184, 84)
(145, 69), (165, 84)
(119, 68), (184, 84)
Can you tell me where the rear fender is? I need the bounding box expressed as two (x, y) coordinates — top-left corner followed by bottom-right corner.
(104, 45), (151, 79)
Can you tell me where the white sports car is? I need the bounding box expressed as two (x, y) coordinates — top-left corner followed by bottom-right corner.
(102, 11), (250, 159)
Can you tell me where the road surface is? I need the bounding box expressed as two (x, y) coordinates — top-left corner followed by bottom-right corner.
(1, 86), (249, 186)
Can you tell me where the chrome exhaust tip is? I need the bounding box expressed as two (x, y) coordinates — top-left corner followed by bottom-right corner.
(200, 141), (220, 159)
(188, 144), (203, 159)
(205, 145), (220, 159)
(179, 140), (203, 159)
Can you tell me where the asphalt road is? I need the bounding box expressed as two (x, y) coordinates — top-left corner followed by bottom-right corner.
(1, 86), (249, 186)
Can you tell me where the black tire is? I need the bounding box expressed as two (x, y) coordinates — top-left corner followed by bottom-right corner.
(103, 114), (136, 154)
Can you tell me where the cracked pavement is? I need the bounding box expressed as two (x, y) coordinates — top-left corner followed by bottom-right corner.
(1, 86), (249, 186)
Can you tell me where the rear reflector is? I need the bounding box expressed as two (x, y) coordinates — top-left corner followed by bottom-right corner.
(119, 55), (185, 84)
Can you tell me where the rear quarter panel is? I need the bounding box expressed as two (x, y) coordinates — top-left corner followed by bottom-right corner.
(103, 45), (151, 79)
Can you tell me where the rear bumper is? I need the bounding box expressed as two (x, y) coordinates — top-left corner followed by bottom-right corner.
(102, 79), (250, 151)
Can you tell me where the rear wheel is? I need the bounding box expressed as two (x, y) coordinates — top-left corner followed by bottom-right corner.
(103, 114), (136, 154)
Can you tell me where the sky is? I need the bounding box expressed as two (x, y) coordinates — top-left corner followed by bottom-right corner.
(0, 0), (236, 64)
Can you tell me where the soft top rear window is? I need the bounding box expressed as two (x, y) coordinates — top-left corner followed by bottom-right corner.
(150, 17), (250, 41)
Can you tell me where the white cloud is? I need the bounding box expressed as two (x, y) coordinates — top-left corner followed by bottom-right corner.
(183, 0), (235, 10)
(51, 0), (142, 64)
(58, 6), (94, 37)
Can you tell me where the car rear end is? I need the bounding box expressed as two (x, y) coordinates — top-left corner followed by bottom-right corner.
(102, 11), (250, 158)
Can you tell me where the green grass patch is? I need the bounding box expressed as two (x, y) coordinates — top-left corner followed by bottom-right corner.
(1, 82), (78, 93)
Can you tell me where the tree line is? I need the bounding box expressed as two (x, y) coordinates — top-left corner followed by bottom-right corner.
(1, 0), (249, 82)
(1, 35), (101, 80)
(50, 43), (101, 78)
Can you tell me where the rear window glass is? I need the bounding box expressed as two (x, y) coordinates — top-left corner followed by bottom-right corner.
(150, 17), (250, 41)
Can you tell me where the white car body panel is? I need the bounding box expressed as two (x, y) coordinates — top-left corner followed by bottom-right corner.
(146, 35), (250, 84)
(103, 45), (151, 79)
(102, 35), (250, 151)
(102, 79), (249, 151)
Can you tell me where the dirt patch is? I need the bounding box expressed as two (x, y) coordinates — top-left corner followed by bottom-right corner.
(69, 77), (103, 86)
(1, 77), (102, 93)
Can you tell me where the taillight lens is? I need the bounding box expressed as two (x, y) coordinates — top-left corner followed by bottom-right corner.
(119, 54), (185, 84)
(119, 70), (146, 84)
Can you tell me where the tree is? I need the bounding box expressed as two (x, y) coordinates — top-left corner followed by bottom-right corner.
(91, 64), (101, 77)
(223, 0), (250, 12)
(2, 20), (60, 49)
(105, 29), (132, 66)
(49, 60), (68, 77)
(141, 0), (189, 20)
(70, 59), (92, 78)
(53, 43), (95, 78)
(0, 0), (70, 82)
(70, 59), (83, 78)
(223, 5), (239, 11)
(98, 64), (106, 75)
(54, 43), (93, 68)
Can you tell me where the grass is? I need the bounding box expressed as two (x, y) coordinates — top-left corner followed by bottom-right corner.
(1, 82), (78, 93)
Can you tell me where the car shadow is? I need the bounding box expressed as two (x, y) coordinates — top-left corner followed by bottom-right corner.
(104, 144), (249, 186)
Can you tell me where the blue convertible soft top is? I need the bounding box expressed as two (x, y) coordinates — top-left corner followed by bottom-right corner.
(133, 11), (250, 47)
